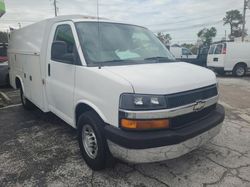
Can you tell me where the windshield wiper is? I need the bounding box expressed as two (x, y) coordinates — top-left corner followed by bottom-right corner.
(144, 57), (176, 62)
(102, 59), (126, 63)
(95, 59), (126, 67)
(96, 59), (136, 67)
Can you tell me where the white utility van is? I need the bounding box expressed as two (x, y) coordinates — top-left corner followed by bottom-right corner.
(170, 46), (197, 59)
(8, 15), (225, 170)
(207, 41), (250, 77)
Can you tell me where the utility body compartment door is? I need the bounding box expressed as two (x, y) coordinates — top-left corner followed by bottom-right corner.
(13, 53), (45, 110)
(28, 55), (44, 109)
(46, 21), (79, 126)
(19, 55), (31, 100)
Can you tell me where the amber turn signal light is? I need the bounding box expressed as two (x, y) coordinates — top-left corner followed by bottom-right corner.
(121, 119), (170, 130)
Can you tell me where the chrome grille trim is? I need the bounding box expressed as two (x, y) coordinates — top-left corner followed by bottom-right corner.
(165, 84), (218, 109)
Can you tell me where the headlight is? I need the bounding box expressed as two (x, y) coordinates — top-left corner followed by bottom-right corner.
(120, 93), (167, 110)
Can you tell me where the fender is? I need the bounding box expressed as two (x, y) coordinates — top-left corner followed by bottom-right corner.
(15, 75), (25, 93)
(74, 99), (108, 127)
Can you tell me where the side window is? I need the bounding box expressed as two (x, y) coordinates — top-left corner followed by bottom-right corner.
(208, 45), (216, 54)
(51, 24), (79, 64)
(214, 44), (223, 54)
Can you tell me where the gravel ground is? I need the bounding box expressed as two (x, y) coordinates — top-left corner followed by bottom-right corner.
(0, 76), (250, 187)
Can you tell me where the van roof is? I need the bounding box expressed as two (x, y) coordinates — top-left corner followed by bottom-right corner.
(15, 14), (141, 31)
(56, 15), (142, 27)
(46, 14), (107, 22)
(8, 15), (146, 54)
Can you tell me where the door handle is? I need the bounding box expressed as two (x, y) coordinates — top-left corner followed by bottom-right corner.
(213, 58), (218, 62)
(48, 64), (51, 76)
(29, 75), (32, 81)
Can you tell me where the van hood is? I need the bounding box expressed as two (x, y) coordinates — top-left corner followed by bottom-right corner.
(104, 62), (217, 94)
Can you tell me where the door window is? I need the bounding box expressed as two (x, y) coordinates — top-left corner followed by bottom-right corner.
(214, 44), (223, 54)
(208, 45), (216, 54)
(51, 24), (79, 64)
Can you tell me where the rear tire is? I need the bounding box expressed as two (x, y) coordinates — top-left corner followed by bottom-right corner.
(20, 87), (34, 110)
(233, 64), (246, 77)
(77, 111), (115, 170)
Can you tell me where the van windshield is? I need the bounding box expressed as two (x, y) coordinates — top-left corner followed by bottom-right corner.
(75, 22), (176, 66)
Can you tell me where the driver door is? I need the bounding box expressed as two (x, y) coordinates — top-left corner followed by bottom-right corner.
(46, 22), (79, 125)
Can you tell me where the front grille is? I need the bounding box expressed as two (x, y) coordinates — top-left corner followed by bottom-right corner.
(165, 84), (218, 109)
(170, 104), (216, 129)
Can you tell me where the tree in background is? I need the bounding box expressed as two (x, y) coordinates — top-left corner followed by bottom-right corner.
(0, 31), (8, 43)
(197, 27), (217, 46)
(223, 10), (245, 39)
(157, 32), (172, 46)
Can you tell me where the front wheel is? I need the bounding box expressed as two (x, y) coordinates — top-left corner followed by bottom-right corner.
(233, 64), (246, 77)
(77, 111), (115, 170)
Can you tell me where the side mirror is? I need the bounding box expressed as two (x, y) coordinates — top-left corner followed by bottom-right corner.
(51, 41), (74, 63)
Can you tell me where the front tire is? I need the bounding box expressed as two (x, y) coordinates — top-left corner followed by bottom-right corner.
(20, 87), (34, 110)
(233, 64), (246, 77)
(77, 111), (115, 170)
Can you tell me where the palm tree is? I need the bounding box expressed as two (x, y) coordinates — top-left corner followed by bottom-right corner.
(223, 10), (243, 39)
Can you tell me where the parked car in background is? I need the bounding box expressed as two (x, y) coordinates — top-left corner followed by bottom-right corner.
(0, 61), (9, 86)
(0, 43), (8, 63)
(207, 41), (250, 77)
(0, 43), (9, 86)
(8, 15), (225, 170)
(197, 46), (210, 66)
(170, 46), (197, 59)
(175, 46), (209, 67)
(0, 56), (8, 62)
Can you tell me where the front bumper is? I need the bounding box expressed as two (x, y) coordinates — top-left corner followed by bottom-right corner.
(105, 104), (224, 163)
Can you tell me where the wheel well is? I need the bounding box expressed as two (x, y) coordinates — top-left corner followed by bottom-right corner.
(75, 103), (102, 127)
(234, 62), (247, 69)
(15, 77), (21, 89)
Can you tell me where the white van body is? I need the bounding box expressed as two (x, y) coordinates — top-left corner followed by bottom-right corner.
(8, 15), (224, 170)
(170, 46), (197, 59)
(207, 42), (250, 76)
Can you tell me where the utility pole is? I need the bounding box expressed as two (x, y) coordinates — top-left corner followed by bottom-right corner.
(96, 0), (99, 19)
(242, 0), (247, 42)
(53, 0), (58, 17)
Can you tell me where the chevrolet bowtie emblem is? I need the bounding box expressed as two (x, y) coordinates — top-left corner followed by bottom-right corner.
(193, 100), (206, 112)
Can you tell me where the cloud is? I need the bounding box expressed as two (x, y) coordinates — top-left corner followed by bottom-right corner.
(0, 0), (247, 43)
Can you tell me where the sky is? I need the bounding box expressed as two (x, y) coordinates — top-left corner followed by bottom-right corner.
(0, 0), (249, 44)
